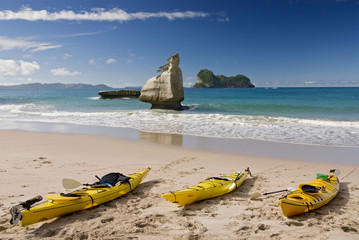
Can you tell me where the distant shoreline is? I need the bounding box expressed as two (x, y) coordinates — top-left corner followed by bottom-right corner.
(0, 82), (114, 90)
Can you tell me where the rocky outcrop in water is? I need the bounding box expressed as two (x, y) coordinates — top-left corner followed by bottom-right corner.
(139, 53), (185, 110)
(98, 90), (140, 99)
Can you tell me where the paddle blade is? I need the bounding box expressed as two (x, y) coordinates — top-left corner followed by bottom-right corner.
(62, 178), (82, 189)
(334, 169), (341, 177)
(249, 192), (262, 200)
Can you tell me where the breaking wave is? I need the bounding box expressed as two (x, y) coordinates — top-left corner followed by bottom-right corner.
(1, 103), (358, 147)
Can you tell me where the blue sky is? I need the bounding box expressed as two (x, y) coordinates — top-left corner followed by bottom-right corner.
(0, 0), (358, 87)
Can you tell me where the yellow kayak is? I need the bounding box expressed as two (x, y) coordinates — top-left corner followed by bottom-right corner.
(10, 167), (151, 227)
(280, 169), (340, 217)
(161, 168), (251, 205)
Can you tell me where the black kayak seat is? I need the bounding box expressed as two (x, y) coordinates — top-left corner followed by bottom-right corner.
(301, 184), (319, 193)
(94, 172), (131, 187)
(205, 177), (233, 181)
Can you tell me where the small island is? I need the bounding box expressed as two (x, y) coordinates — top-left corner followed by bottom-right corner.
(193, 69), (255, 88)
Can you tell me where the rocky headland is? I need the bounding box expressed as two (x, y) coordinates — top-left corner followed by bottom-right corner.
(193, 69), (255, 88)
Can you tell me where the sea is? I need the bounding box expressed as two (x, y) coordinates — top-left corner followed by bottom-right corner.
(0, 87), (359, 148)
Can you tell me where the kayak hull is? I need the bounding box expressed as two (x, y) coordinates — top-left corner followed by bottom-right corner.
(280, 172), (339, 217)
(19, 168), (150, 227)
(161, 168), (250, 205)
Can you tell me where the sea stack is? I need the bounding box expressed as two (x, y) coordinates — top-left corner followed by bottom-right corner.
(139, 53), (184, 110)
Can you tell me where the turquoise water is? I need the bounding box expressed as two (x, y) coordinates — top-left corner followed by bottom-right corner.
(1, 87), (358, 147)
(184, 88), (359, 120)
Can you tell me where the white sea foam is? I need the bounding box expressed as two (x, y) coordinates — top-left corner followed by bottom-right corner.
(1, 103), (358, 147)
(88, 96), (100, 100)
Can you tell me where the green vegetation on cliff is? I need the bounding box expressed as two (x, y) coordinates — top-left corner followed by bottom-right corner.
(193, 69), (255, 88)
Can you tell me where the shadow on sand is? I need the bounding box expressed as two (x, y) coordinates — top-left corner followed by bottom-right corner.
(30, 179), (161, 237)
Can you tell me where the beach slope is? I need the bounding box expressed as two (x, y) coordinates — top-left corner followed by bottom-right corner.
(0, 130), (358, 239)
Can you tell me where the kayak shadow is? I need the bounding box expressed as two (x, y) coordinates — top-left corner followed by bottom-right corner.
(30, 179), (161, 237)
(288, 181), (350, 220)
(180, 176), (258, 212)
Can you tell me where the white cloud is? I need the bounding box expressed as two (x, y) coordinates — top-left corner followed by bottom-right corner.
(0, 59), (40, 76)
(0, 7), (209, 22)
(106, 58), (117, 64)
(216, 12), (229, 22)
(89, 59), (96, 65)
(124, 53), (144, 63)
(184, 77), (195, 88)
(125, 58), (134, 63)
(51, 67), (80, 76)
(0, 60), (19, 76)
(0, 36), (62, 52)
(63, 53), (72, 59)
(20, 60), (40, 75)
(55, 26), (117, 38)
(184, 82), (195, 88)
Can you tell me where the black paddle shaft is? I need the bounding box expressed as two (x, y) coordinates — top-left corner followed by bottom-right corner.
(263, 189), (288, 196)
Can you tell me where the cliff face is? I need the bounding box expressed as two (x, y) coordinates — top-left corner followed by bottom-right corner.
(193, 69), (255, 88)
(139, 53), (184, 110)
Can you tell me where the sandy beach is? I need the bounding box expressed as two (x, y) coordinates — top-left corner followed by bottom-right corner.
(0, 130), (358, 239)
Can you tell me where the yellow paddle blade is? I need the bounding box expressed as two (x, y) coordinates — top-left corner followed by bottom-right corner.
(334, 169), (341, 176)
(249, 192), (262, 200)
(62, 178), (82, 189)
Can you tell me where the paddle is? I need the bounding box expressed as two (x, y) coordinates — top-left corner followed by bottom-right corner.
(63, 175), (112, 189)
(62, 178), (88, 189)
(332, 169), (341, 177)
(250, 187), (296, 200)
(95, 175), (112, 187)
(249, 169), (341, 200)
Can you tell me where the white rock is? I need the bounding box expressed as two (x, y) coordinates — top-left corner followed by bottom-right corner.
(139, 53), (184, 110)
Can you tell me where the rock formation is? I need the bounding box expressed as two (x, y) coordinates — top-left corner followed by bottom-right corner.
(193, 69), (255, 88)
(98, 90), (140, 99)
(139, 53), (185, 110)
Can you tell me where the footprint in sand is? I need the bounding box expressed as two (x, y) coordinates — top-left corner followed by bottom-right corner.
(162, 157), (196, 171)
(41, 160), (52, 164)
(341, 225), (358, 233)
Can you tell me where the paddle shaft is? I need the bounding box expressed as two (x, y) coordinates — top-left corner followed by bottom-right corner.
(95, 175), (112, 187)
(263, 189), (289, 196)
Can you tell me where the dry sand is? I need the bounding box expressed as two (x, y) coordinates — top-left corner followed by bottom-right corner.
(0, 130), (358, 239)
